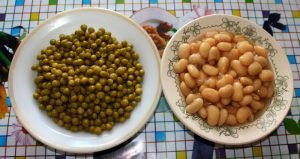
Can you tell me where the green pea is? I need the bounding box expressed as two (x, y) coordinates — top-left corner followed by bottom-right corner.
(121, 99), (129, 107)
(95, 83), (102, 90)
(80, 77), (88, 84)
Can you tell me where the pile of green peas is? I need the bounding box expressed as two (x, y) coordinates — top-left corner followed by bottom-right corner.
(31, 24), (144, 134)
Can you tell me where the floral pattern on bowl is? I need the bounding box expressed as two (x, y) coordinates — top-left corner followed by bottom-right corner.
(160, 14), (293, 145)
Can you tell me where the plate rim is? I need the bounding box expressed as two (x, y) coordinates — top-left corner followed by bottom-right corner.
(8, 7), (162, 153)
(160, 14), (294, 145)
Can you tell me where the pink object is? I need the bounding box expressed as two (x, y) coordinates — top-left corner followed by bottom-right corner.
(11, 119), (34, 145)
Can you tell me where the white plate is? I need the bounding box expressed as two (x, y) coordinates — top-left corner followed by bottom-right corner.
(9, 8), (161, 153)
(161, 14), (293, 145)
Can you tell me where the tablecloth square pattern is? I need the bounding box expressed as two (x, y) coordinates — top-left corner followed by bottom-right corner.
(30, 12), (39, 21)
(49, 0), (58, 5)
(183, 0), (191, 3)
(176, 151), (186, 159)
(169, 10), (176, 16)
(245, 0), (253, 3)
(150, 0), (158, 4)
(275, 0), (282, 4)
(232, 10), (241, 16)
(83, 0), (91, 5)
(288, 55), (297, 64)
(214, 0), (223, 3)
(292, 11), (300, 18)
(11, 27), (20, 36)
(288, 144), (298, 154)
(253, 146), (263, 157)
(0, 135), (6, 146)
(156, 131), (166, 142)
(262, 10), (270, 18)
(215, 148), (226, 158)
(116, 0), (125, 4)
(295, 88), (300, 97)
(0, 13), (5, 21)
(15, 0), (25, 6)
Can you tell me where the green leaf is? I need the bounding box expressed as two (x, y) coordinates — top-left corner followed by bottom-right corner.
(283, 118), (300, 135)
(0, 32), (19, 52)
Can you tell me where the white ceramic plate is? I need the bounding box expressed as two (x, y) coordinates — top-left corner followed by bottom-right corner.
(9, 8), (161, 153)
(161, 14), (293, 145)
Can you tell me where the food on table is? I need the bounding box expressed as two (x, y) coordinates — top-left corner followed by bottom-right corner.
(174, 31), (274, 126)
(0, 85), (8, 119)
(142, 22), (173, 57)
(31, 24), (144, 134)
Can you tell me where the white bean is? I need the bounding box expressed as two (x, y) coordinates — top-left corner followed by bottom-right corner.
(199, 84), (207, 93)
(188, 54), (206, 66)
(221, 98), (231, 105)
(208, 46), (220, 63)
(204, 38), (217, 46)
(204, 77), (217, 88)
(202, 64), (219, 76)
(248, 62), (262, 76)
(218, 84), (234, 98)
(231, 60), (248, 76)
(184, 73), (196, 88)
(180, 82), (191, 97)
(216, 74), (234, 88)
(259, 70), (274, 82)
(237, 41), (254, 54)
(236, 106), (252, 124)
(190, 42), (200, 54)
(254, 45), (267, 58)
(243, 85), (254, 94)
(199, 42), (211, 58)
(239, 95), (253, 106)
(217, 57), (230, 73)
(186, 98), (203, 113)
(187, 64), (200, 78)
(217, 42), (233, 52)
(239, 77), (253, 85)
(233, 35), (246, 43)
(226, 114), (237, 125)
(186, 93), (200, 105)
(178, 43), (190, 59)
(239, 51), (254, 66)
(207, 105), (220, 126)
(174, 59), (188, 73)
(232, 82), (243, 102)
(196, 71), (208, 86)
(228, 70), (237, 78)
(218, 108), (229, 126)
(251, 100), (265, 110)
(201, 88), (220, 103)
(214, 33), (232, 42)
(254, 56), (268, 68)
(198, 107), (207, 119)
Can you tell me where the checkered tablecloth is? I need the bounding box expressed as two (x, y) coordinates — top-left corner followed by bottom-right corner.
(0, 0), (300, 158)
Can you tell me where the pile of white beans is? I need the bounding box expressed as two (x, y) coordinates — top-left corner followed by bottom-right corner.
(174, 31), (274, 126)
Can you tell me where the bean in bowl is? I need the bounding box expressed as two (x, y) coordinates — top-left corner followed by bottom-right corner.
(174, 31), (274, 126)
